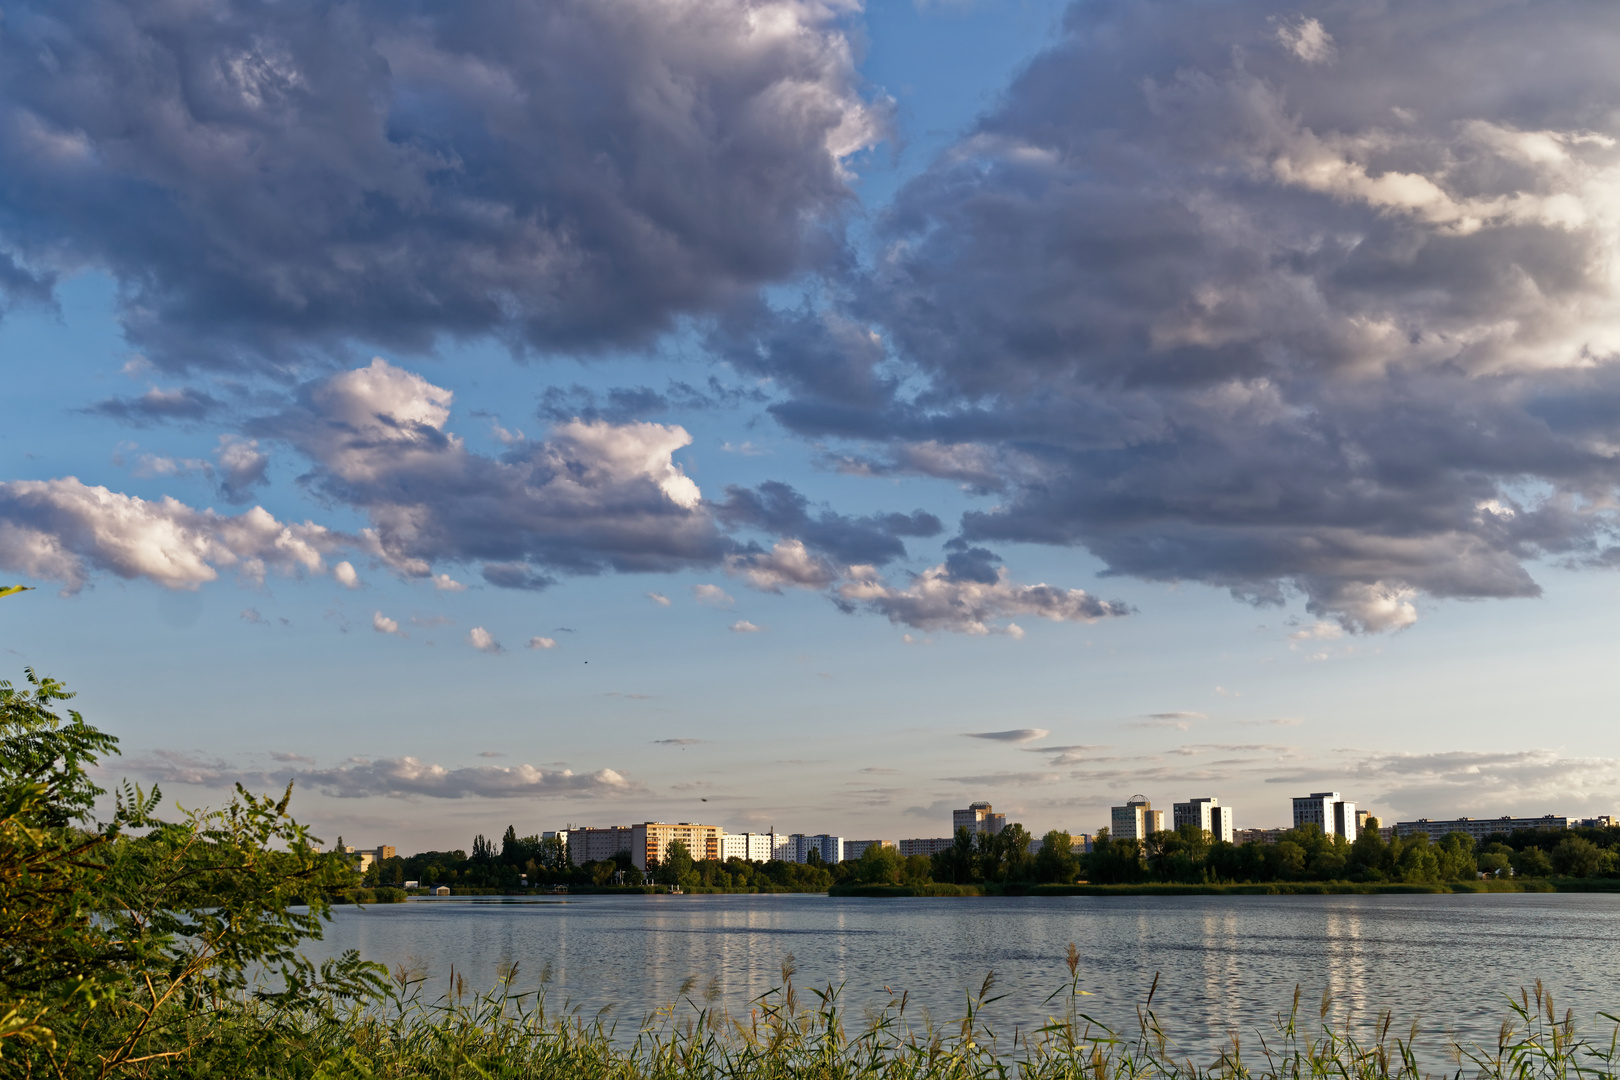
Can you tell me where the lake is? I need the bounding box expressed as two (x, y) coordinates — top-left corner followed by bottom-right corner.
(306, 892), (1620, 1053)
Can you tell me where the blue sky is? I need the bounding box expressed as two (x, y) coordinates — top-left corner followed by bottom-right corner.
(3, 0), (1619, 850)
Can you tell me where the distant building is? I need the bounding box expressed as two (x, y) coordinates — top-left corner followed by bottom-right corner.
(559, 826), (635, 865)
(954, 802), (1006, 836)
(843, 840), (892, 862)
(1395, 815), (1570, 843)
(786, 834), (844, 864)
(560, 823), (722, 869)
(1111, 796), (1165, 841)
(1234, 828), (1287, 845)
(1293, 792), (1358, 841)
(1575, 816), (1617, 829)
(1172, 797), (1235, 843)
(719, 831), (782, 862)
(899, 837), (954, 858)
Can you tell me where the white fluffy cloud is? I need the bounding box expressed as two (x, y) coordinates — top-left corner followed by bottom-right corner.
(692, 583), (735, 607)
(526, 636), (557, 650)
(466, 627), (503, 654)
(729, 620), (763, 633)
(372, 611), (401, 635)
(261, 359), (724, 588)
(726, 539), (838, 592)
(837, 564), (1130, 635)
(0, 477), (340, 592)
(333, 561), (361, 589)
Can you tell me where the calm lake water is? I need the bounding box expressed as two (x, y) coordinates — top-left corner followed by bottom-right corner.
(306, 893), (1620, 1052)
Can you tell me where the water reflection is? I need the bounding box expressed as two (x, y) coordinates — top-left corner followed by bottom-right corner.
(305, 893), (1620, 1052)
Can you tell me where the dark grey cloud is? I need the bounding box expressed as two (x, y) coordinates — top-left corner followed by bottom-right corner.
(743, 0), (1620, 632)
(717, 479), (942, 567)
(537, 379), (769, 425)
(83, 387), (223, 424)
(0, 0), (881, 369)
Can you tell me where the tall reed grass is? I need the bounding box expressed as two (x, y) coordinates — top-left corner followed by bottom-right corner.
(128, 944), (1620, 1079)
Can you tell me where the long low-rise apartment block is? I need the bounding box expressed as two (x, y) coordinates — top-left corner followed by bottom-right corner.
(558, 823), (723, 869)
(1395, 815), (1570, 842)
(898, 837), (953, 858)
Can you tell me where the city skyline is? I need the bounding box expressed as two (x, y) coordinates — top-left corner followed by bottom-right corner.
(5, 0), (1620, 851)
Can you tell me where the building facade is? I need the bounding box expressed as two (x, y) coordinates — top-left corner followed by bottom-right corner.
(1171, 797), (1235, 843)
(718, 831), (781, 862)
(1110, 796), (1165, 841)
(954, 802), (1007, 836)
(1293, 792), (1358, 841)
(899, 837), (954, 858)
(785, 834), (844, 864)
(1394, 815), (1570, 843)
(559, 826), (635, 865)
(635, 823), (723, 869)
(843, 840), (891, 862)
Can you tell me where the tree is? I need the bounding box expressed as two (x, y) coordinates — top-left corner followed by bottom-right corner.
(1034, 830), (1078, 884)
(854, 843), (901, 885)
(1550, 836), (1608, 878)
(1513, 846), (1554, 877)
(657, 839), (694, 886)
(1, 669), (384, 1074)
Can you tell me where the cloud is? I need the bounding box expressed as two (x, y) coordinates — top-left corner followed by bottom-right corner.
(730, 620), (763, 633)
(0, 0), (882, 369)
(526, 636), (557, 650)
(726, 538), (838, 593)
(717, 480), (941, 567)
(257, 359), (727, 586)
(738, 0), (1620, 633)
(477, 751), (504, 758)
(0, 477), (340, 592)
(1341, 750), (1620, 818)
(431, 574), (467, 592)
(966, 729), (1050, 743)
(372, 611), (402, 635)
(270, 751), (316, 764)
(83, 387), (222, 424)
(692, 584), (734, 607)
(213, 436), (270, 504)
(410, 613), (453, 627)
(942, 771), (1063, 786)
(291, 758), (647, 799)
(240, 608), (266, 624)
(1145, 712), (1206, 721)
(654, 738), (703, 746)
(837, 564), (1130, 635)
(333, 561), (361, 589)
(645, 591), (671, 606)
(466, 627), (503, 654)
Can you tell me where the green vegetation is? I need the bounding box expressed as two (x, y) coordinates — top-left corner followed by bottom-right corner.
(828, 821), (1620, 895)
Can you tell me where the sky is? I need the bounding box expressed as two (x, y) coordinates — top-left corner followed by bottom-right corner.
(3, 0), (1620, 852)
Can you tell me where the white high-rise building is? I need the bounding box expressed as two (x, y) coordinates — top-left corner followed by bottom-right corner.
(1172, 797), (1235, 843)
(1293, 792), (1358, 841)
(953, 802), (1006, 836)
(718, 831), (781, 862)
(786, 834), (844, 864)
(1110, 796), (1165, 841)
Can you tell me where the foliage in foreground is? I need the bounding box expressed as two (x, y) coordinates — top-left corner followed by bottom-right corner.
(42, 950), (1620, 1080)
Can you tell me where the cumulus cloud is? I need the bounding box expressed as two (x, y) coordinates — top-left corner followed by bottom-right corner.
(717, 480), (941, 567)
(742, 0), (1620, 633)
(253, 359), (727, 585)
(526, 636), (557, 650)
(692, 584), (735, 607)
(372, 611), (401, 635)
(725, 539), (838, 593)
(729, 619), (763, 633)
(466, 627), (503, 654)
(837, 564), (1130, 635)
(966, 729), (1050, 743)
(645, 591), (672, 606)
(333, 561), (361, 589)
(83, 387), (222, 424)
(0, 0), (882, 368)
(213, 435), (270, 503)
(0, 477), (340, 592)
(431, 574), (467, 592)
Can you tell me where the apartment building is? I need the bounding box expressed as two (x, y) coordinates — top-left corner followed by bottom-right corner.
(1395, 815), (1570, 843)
(718, 831), (781, 862)
(558, 825), (635, 865)
(1293, 792), (1358, 841)
(636, 822), (723, 869)
(785, 834), (844, 864)
(1110, 796), (1165, 841)
(954, 802), (1006, 835)
(899, 837), (954, 858)
(1172, 797), (1235, 843)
